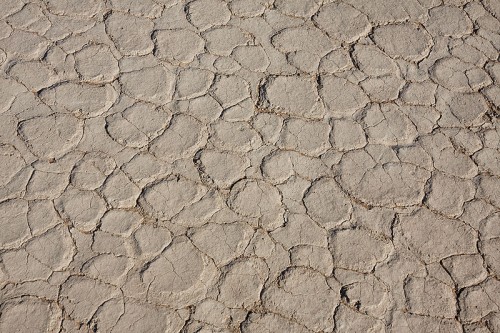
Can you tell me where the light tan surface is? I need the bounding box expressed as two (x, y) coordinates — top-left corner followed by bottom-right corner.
(1, 0), (500, 332)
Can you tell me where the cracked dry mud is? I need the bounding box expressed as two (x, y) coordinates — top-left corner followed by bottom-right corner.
(0, 1), (500, 333)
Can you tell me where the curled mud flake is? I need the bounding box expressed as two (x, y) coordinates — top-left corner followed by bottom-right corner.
(474, 148), (500, 177)
(0, 144), (26, 187)
(105, 12), (154, 56)
(55, 187), (107, 232)
(233, 45), (270, 72)
(242, 313), (313, 333)
(0, 297), (62, 333)
(274, 0), (320, 18)
(175, 68), (215, 100)
(344, 0), (427, 24)
(262, 267), (339, 332)
(0, 199), (29, 249)
(334, 304), (385, 333)
(330, 119), (367, 151)
(18, 114), (84, 160)
(150, 114), (206, 162)
(203, 25), (252, 57)
(404, 275), (457, 318)
(39, 82), (118, 118)
(319, 75), (369, 117)
(218, 257), (269, 308)
(101, 170), (141, 208)
(482, 0), (500, 18)
(106, 102), (171, 148)
(480, 213), (500, 277)
(154, 29), (205, 65)
(60, 276), (118, 323)
(139, 176), (206, 220)
(338, 148), (431, 207)
(229, 0), (267, 18)
(25, 225), (75, 271)
(303, 177), (352, 228)
(459, 278), (500, 323)
(212, 75), (250, 108)
(399, 208), (477, 263)
(0, 30), (49, 60)
(119, 66), (176, 104)
(483, 84), (500, 109)
(338, 272), (390, 319)
(74, 44), (119, 83)
(360, 75), (405, 102)
(82, 253), (132, 285)
(133, 224), (172, 257)
(6, 3), (51, 34)
(426, 172), (475, 217)
(363, 103), (418, 146)
(330, 228), (392, 273)
(272, 26), (337, 57)
(264, 75), (323, 118)
(71, 152), (116, 190)
(277, 118), (331, 157)
(186, 0), (231, 31)
(189, 222), (254, 266)
(228, 179), (284, 231)
(313, 2), (371, 43)
(0, 0), (24, 19)
(373, 23), (433, 61)
(401, 81), (437, 106)
(198, 149), (249, 189)
(431, 57), (492, 92)
(100, 209), (143, 237)
(105, 301), (182, 333)
(8, 61), (58, 92)
(210, 120), (262, 153)
(0, 48), (6, 65)
(426, 5), (473, 38)
(141, 237), (217, 308)
(442, 254), (488, 288)
(353, 44), (397, 77)
(109, 0), (164, 18)
(477, 175), (500, 209)
(44, 0), (103, 17)
(271, 213), (328, 250)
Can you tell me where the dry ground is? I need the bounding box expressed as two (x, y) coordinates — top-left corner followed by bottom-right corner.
(1, 0), (500, 332)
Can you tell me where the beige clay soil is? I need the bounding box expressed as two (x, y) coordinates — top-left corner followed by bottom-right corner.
(1, 0), (500, 332)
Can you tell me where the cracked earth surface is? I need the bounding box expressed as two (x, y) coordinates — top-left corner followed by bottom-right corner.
(0, 0), (500, 332)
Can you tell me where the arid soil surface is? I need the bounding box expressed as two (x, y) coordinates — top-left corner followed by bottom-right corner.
(1, 0), (500, 332)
